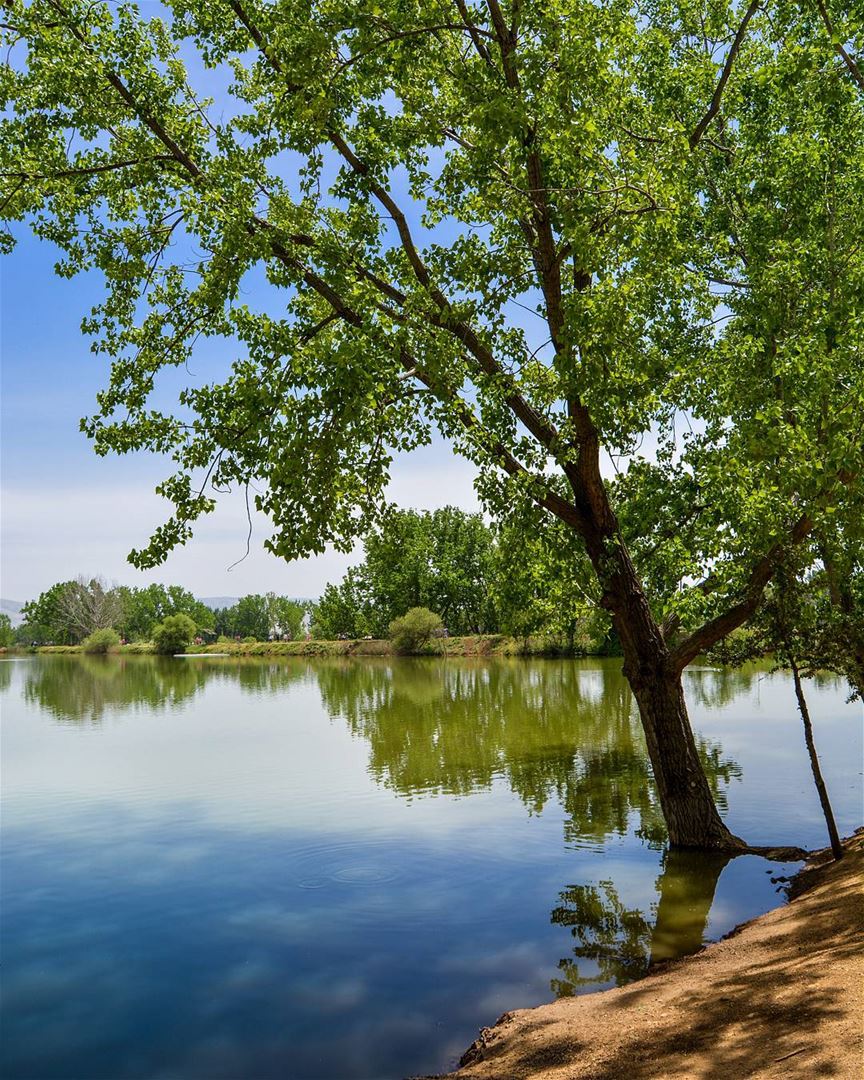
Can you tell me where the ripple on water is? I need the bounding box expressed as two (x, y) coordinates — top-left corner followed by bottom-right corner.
(289, 838), (403, 890)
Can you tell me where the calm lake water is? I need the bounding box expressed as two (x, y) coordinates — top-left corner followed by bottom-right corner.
(1, 656), (861, 1079)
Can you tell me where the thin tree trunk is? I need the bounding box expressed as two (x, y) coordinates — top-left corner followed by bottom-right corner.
(789, 656), (844, 861)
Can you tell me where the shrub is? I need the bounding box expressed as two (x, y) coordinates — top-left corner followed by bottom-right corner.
(152, 613), (197, 655)
(81, 627), (121, 654)
(388, 607), (443, 654)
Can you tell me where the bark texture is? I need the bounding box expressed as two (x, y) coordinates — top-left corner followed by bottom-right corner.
(584, 531), (745, 850)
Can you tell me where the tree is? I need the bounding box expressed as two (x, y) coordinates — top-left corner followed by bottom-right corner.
(812, 527), (864, 702)
(492, 508), (605, 651)
(19, 578), (122, 643)
(3, 0), (862, 847)
(709, 559), (847, 860)
(266, 594), (305, 639)
(0, 613), (14, 648)
(311, 569), (372, 640)
(19, 581), (79, 644)
(214, 592), (304, 639)
(388, 606), (443, 653)
(55, 577), (124, 642)
(117, 584), (213, 641)
(152, 613), (197, 655)
(311, 508), (497, 638)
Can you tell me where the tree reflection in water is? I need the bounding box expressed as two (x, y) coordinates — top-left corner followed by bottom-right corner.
(551, 849), (733, 993)
(315, 658), (740, 846)
(22, 655), (307, 724)
(316, 657), (743, 992)
(24, 654), (745, 993)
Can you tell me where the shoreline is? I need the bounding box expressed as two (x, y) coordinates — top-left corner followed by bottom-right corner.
(17, 635), (611, 659)
(426, 831), (863, 1080)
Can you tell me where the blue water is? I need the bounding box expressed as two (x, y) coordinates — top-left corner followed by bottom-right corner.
(1, 656), (861, 1079)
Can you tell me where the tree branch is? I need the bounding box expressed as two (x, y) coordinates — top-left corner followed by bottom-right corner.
(689, 0), (761, 149)
(1, 155), (174, 181)
(668, 512), (813, 672)
(815, 0), (864, 91)
(226, 0), (568, 463)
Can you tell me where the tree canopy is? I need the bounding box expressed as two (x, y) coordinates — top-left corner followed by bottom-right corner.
(212, 592), (305, 639)
(2, 0), (860, 642)
(3, 0), (862, 847)
(311, 506), (499, 637)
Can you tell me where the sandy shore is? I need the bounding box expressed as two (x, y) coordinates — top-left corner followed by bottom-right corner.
(429, 832), (863, 1080)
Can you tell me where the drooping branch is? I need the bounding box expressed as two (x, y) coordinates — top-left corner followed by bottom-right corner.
(689, 0), (761, 149)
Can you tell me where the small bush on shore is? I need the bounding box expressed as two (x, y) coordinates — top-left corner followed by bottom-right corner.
(152, 614), (196, 655)
(388, 607), (443, 654)
(82, 628), (121, 654)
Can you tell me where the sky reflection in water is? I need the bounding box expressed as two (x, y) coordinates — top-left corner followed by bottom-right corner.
(1, 656), (861, 1079)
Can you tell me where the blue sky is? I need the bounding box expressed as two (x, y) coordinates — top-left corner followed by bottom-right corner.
(0, 6), (496, 604)
(0, 232), (479, 603)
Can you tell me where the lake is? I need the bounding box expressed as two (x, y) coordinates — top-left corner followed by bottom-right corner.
(1, 656), (861, 1079)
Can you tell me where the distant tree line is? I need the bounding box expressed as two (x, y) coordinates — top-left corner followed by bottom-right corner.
(9, 508), (611, 652)
(14, 580), (306, 646)
(310, 506), (611, 651)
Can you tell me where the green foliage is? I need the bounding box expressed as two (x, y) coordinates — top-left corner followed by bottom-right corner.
(6, 0), (860, 620)
(311, 507), (497, 638)
(0, 613), (14, 648)
(491, 507), (607, 650)
(311, 569), (372, 640)
(388, 607), (443, 654)
(117, 584), (212, 641)
(20, 581), (79, 644)
(2, 0), (862, 805)
(151, 613), (197, 655)
(81, 627), (121, 654)
(20, 579), (209, 644)
(213, 593), (305, 640)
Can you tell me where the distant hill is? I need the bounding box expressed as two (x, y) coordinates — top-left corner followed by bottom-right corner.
(197, 597), (240, 611)
(197, 596), (315, 610)
(1, 599), (25, 627)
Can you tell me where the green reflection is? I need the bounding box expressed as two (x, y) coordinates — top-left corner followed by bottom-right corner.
(21, 655), (308, 724)
(23, 656), (209, 724)
(315, 658), (739, 847)
(551, 849), (732, 994)
(313, 658), (743, 990)
(20, 655), (744, 990)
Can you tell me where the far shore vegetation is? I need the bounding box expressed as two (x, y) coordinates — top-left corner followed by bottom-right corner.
(4, 509), (860, 687)
(5, 508), (622, 658)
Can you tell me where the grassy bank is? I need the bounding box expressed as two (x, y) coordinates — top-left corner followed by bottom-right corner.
(29, 635), (605, 658)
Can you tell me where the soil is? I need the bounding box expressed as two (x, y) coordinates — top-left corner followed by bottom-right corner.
(426, 831), (863, 1080)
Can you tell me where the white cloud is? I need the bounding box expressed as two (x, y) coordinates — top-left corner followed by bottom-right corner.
(0, 443), (479, 601)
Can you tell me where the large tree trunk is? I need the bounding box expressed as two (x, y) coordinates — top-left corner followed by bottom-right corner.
(566, 419), (746, 850)
(628, 668), (744, 849)
(587, 532), (745, 850)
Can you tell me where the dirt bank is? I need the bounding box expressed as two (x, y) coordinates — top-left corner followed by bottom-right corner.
(432, 832), (863, 1080)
